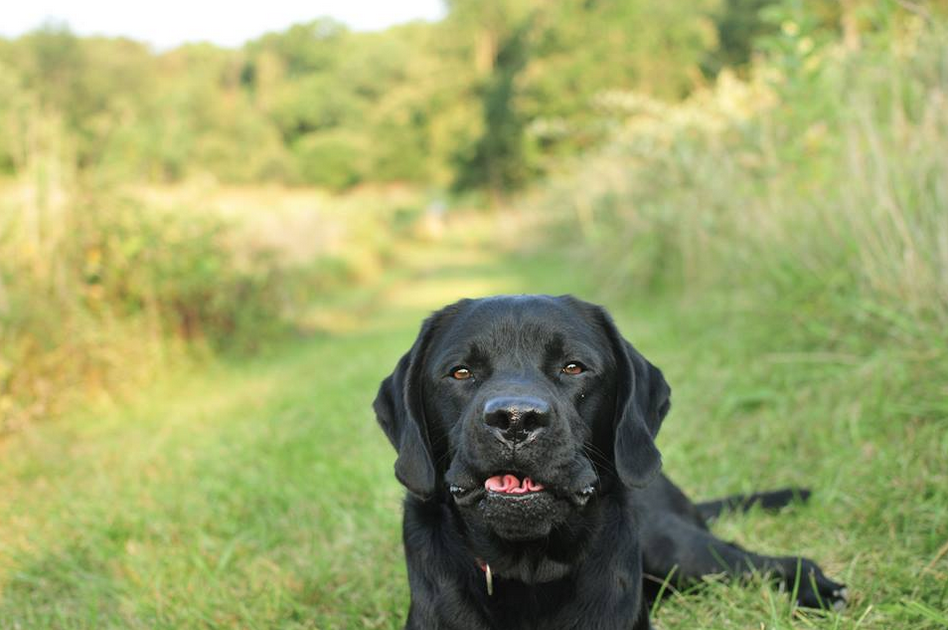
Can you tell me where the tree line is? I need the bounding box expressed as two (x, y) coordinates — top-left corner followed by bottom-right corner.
(0, 0), (931, 195)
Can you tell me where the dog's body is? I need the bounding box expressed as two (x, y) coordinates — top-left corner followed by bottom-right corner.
(374, 295), (845, 629)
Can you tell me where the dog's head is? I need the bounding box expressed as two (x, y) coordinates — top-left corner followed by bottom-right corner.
(374, 295), (670, 542)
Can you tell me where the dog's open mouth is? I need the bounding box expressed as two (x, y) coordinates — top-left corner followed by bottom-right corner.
(446, 467), (598, 540)
(449, 473), (595, 509)
(485, 474), (545, 494)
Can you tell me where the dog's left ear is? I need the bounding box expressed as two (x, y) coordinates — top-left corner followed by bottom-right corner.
(596, 307), (671, 488)
(373, 314), (442, 500)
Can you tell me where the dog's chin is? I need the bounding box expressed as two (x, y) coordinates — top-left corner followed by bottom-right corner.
(448, 476), (597, 541)
(475, 491), (572, 540)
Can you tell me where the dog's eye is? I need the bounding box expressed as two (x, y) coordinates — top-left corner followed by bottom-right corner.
(450, 366), (473, 380)
(562, 362), (585, 375)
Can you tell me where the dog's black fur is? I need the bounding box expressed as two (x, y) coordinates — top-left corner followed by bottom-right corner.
(374, 295), (846, 630)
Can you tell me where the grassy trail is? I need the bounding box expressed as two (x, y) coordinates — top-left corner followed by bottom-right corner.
(1, 219), (945, 629)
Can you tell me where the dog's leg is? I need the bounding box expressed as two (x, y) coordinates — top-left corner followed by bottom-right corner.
(640, 514), (847, 610)
(695, 487), (811, 522)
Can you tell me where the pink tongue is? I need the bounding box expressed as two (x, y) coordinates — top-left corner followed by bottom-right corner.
(484, 474), (545, 494)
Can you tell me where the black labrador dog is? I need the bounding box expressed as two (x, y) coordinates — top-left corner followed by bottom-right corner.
(374, 295), (846, 629)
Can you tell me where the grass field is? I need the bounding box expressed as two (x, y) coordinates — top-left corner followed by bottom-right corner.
(1, 212), (946, 630)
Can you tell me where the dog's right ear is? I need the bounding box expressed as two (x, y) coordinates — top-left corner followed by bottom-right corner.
(373, 314), (441, 500)
(592, 305), (670, 488)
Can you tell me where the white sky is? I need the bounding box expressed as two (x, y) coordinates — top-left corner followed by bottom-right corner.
(0, 1), (446, 50)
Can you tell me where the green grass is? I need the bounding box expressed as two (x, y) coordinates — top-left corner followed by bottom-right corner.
(1, 226), (945, 629)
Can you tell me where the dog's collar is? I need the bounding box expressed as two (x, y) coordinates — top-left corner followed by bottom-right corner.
(475, 558), (494, 596)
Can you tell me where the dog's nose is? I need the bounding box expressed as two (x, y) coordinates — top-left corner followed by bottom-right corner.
(483, 396), (550, 444)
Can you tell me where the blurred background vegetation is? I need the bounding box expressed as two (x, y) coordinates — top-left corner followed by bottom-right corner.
(5, 0), (946, 430)
(1, 1), (948, 626)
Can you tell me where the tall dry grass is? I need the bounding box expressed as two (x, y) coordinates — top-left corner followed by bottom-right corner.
(542, 18), (948, 357)
(0, 149), (426, 432)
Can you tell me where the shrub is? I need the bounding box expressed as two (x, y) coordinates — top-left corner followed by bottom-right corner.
(0, 187), (296, 431)
(292, 131), (367, 190)
(539, 17), (948, 386)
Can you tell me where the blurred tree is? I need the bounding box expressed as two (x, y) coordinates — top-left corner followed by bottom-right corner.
(15, 24), (84, 115)
(9, 1), (932, 192)
(453, 18), (533, 198)
(292, 130), (367, 189)
(0, 57), (30, 174)
(250, 19), (347, 77)
(702, 0), (779, 76)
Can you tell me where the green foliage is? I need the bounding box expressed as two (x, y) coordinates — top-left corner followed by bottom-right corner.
(72, 197), (292, 346)
(1, 1), (943, 431)
(251, 18), (348, 77)
(702, 0), (779, 75)
(292, 130), (366, 189)
(0, 186), (295, 430)
(0, 168), (433, 430)
(541, 8), (948, 382)
(453, 20), (532, 195)
(447, 0), (724, 195)
(0, 1), (726, 192)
